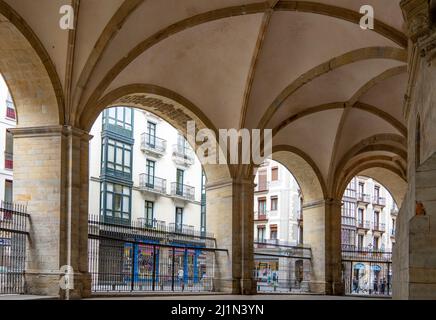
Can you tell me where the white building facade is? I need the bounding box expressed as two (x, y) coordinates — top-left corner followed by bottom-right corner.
(253, 159), (301, 245)
(89, 107), (204, 233)
(0, 75), (16, 204)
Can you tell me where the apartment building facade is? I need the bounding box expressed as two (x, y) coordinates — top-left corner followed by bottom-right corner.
(0, 75), (16, 204)
(88, 107), (204, 233)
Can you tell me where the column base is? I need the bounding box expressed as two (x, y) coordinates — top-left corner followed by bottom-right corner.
(309, 281), (345, 296)
(25, 271), (91, 299)
(213, 278), (257, 295)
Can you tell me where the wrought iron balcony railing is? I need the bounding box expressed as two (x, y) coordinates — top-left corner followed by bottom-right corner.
(372, 222), (386, 232)
(356, 220), (371, 229)
(254, 211), (269, 221)
(170, 182), (195, 201)
(169, 222), (195, 235)
(140, 133), (167, 155)
(255, 182), (269, 192)
(373, 197), (386, 206)
(172, 144), (194, 166)
(137, 217), (166, 230)
(139, 174), (167, 194)
(357, 193), (371, 203)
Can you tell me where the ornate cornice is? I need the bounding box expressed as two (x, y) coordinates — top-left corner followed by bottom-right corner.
(401, 0), (432, 42)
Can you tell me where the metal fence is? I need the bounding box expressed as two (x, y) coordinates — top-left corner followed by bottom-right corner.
(342, 249), (392, 297)
(0, 201), (28, 294)
(254, 240), (312, 293)
(88, 215), (217, 293)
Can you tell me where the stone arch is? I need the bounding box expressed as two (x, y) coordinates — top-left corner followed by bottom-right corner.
(81, 83), (231, 183)
(271, 145), (326, 204)
(337, 164), (407, 207)
(0, 3), (62, 126)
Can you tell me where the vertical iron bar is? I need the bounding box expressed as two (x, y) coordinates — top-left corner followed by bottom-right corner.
(131, 243), (136, 292)
(171, 247), (175, 291)
(152, 245), (156, 291)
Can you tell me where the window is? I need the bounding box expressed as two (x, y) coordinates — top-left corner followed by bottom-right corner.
(103, 107), (133, 131)
(176, 169), (184, 195)
(374, 211), (380, 227)
(271, 167), (278, 181)
(358, 182), (364, 195)
(103, 138), (132, 175)
(373, 237), (379, 250)
(147, 121), (156, 147)
(358, 208), (364, 223)
(257, 226), (265, 241)
(5, 130), (13, 170)
(257, 170), (267, 191)
(358, 235), (364, 250)
(270, 225), (278, 240)
(374, 186), (380, 200)
(101, 182), (131, 222)
(4, 180), (12, 203)
(144, 201), (154, 227)
(270, 196), (278, 211)
(258, 198), (266, 214)
(175, 207), (183, 231)
(145, 160), (156, 187)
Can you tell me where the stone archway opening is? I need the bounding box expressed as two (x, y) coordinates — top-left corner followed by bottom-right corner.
(338, 170), (406, 297)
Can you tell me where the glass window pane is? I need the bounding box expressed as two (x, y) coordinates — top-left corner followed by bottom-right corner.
(116, 147), (123, 164)
(114, 194), (121, 211)
(114, 184), (122, 194)
(123, 196), (129, 212)
(117, 107), (124, 121)
(106, 193), (113, 209)
(125, 108), (131, 124)
(107, 183), (113, 192)
(108, 145), (115, 162)
(109, 108), (116, 119)
(123, 186), (130, 195)
(124, 151), (131, 167)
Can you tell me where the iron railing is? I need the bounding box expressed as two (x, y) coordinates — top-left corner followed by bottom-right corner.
(342, 249), (392, 297)
(373, 197), (386, 206)
(357, 193), (371, 203)
(372, 222), (386, 232)
(357, 220), (371, 229)
(139, 174), (167, 194)
(140, 133), (167, 155)
(170, 182), (195, 201)
(88, 215), (219, 293)
(254, 211), (269, 221)
(0, 201), (28, 294)
(254, 241), (312, 293)
(172, 144), (194, 166)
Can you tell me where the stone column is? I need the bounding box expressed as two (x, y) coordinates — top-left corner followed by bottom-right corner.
(206, 178), (256, 294)
(393, 0), (436, 299)
(303, 199), (343, 295)
(11, 125), (91, 299)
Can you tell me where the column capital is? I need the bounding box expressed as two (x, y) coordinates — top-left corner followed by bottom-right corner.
(401, 0), (436, 45)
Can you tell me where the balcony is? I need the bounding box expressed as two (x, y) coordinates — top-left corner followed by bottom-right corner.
(255, 182), (269, 193)
(372, 222), (386, 233)
(254, 211), (269, 221)
(137, 217), (166, 230)
(373, 197), (386, 207)
(356, 220), (371, 230)
(139, 174), (167, 195)
(357, 193), (371, 204)
(391, 207), (399, 216)
(169, 222), (195, 235)
(4, 152), (13, 170)
(170, 182), (195, 201)
(172, 144), (194, 166)
(140, 133), (167, 157)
